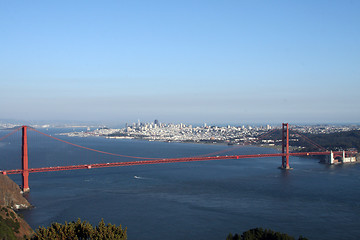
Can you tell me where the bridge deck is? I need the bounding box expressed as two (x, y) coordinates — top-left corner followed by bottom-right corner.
(1, 151), (343, 175)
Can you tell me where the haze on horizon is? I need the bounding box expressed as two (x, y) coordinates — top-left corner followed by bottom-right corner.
(1, 1), (359, 125)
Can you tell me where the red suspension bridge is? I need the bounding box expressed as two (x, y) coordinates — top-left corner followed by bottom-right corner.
(0, 123), (357, 192)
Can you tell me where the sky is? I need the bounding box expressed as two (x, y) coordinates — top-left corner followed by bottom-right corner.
(1, 1), (359, 125)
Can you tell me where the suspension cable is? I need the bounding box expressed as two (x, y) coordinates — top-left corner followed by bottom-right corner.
(289, 128), (327, 151)
(0, 126), (22, 141)
(195, 128), (280, 157)
(28, 127), (161, 160)
(28, 126), (283, 160)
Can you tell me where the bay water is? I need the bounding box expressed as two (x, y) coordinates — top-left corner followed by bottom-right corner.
(1, 128), (360, 239)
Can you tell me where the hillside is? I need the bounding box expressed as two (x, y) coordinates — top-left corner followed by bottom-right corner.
(264, 129), (360, 152)
(0, 174), (31, 210)
(0, 174), (34, 239)
(300, 130), (360, 152)
(0, 206), (33, 239)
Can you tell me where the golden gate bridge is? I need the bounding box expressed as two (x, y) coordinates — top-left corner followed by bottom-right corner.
(0, 123), (357, 193)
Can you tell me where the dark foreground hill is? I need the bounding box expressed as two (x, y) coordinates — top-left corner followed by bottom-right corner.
(0, 174), (33, 239)
(0, 174), (31, 210)
(0, 206), (34, 239)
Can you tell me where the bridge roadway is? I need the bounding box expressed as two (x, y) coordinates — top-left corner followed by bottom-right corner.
(0, 151), (341, 175)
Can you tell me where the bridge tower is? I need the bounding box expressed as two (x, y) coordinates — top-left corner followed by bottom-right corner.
(281, 123), (291, 169)
(22, 126), (30, 192)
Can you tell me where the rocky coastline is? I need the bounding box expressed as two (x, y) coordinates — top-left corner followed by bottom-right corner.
(0, 174), (34, 239)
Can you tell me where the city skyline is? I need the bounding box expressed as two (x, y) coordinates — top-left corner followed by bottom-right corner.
(1, 1), (359, 124)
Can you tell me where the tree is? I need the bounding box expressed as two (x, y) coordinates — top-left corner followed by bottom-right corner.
(226, 228), (308, 240)
(32, 218), (127, 240)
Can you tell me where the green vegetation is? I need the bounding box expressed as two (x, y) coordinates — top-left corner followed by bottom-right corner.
(226, 228), (308, 240)
(0, 218), (17, 240)
(298, 130), (360, 152)
(265, 129), (360, 152)
(32, 218), (127, 240)
(0, 207), (19, 240)
(2, 213), (311, 240)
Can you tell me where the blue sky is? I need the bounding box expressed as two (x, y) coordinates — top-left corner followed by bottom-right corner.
(1, 1), (359, 125)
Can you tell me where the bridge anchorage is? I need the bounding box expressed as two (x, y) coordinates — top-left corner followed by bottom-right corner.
(0, 123), (357, 192)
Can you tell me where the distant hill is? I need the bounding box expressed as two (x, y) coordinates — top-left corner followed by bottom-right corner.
(296, 130), (360, 152)
(264, 129), (360, 152)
